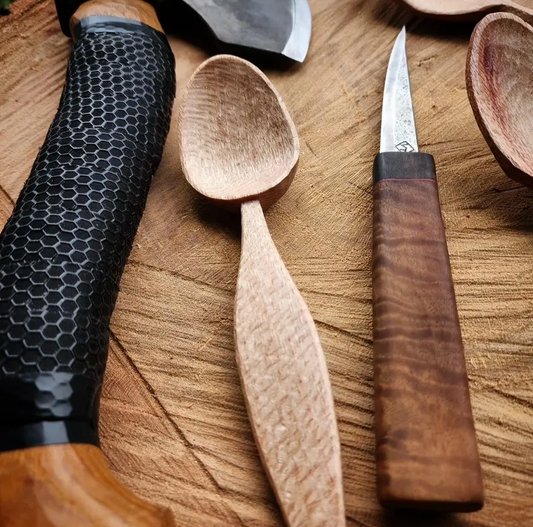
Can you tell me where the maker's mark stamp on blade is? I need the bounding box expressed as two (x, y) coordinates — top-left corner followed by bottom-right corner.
(395, 141), (415, 152)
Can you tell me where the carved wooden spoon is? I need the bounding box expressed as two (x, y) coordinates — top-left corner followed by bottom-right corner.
(467, 13), (533, 187)
(394, 0), (533, 23)
(179, 55), (345, 527)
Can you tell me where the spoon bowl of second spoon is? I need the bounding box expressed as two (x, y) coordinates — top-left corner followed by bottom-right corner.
(467, 13), (533, 188)
(395, 0), (533, 23)
(179, 54), (299, 211)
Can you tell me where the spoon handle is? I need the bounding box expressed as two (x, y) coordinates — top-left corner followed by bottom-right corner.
(235, 200), (345, 527)
(502, 1), (533, 23)
(372, 153), (484, 511)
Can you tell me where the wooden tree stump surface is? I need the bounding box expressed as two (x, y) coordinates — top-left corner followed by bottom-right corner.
(0, 1), (532, 525)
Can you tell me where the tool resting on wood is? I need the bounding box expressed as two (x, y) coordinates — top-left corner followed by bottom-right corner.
(373, 153), (484, 511)
(0, 0), (175, 525)
(373, 27), (483, 512)
(179, 55), (345, 527)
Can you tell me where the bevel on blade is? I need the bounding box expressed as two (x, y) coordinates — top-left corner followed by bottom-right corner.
(380, 27), (418, 153)
(282, 0), (312, 63)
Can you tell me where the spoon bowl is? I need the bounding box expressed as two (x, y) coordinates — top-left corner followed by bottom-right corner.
(395, 0), (533, 23)
(179, 55), (299, 211)
(467, 13), (533, 187)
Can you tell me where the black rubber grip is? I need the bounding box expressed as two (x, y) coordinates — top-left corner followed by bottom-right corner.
(0, 17), (175, 452)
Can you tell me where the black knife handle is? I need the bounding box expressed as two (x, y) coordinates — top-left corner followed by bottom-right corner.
(0, 16), (175, 453)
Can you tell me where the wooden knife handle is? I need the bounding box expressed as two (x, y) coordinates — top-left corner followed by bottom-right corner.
(372, 152), (483, 512)
(0, 2), (174, 525)
(0, 444), (174, 527)
(235, 200), (345, 527)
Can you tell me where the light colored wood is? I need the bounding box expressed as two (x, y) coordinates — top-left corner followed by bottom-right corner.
(1, 1), (533, 526)
(70, 0), (163, 35)
(0, 444), (174, 527)
(179, 55), (299, 211)
(394, 0), (533, 23)
(180, 55), (345, 525)
(236, 200), (345, 527)
(467, 13), (533, 188)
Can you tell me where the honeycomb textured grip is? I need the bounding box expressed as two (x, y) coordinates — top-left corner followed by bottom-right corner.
(0, 17), (175, 452)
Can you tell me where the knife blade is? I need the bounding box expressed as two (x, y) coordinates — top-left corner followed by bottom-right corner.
(181, 0), (312, 62)
(372, 27), (484, 512)
(380, 26), (418, 153)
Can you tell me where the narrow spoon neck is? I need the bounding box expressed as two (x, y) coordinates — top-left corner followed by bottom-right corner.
(241, 199), (268, 233)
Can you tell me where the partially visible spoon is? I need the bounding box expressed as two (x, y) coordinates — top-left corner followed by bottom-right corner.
(467, 13), (533, 188)
(394, 0), (533, 23)
(179, 55), (345, 527)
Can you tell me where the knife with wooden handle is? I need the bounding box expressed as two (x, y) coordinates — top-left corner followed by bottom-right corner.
(0, 1), (176, 525)
(372, 27), (484, 512)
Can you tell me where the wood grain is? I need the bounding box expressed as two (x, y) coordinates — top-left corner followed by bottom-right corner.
(180, 55), (344, 525)
(0, 1), (170, 525)
(236, 199), (345, 527)
(466, 13), (533, 188)
(0, 444), (174, 527)
(393, 0), (533, 23)
(179, 55), (299, 211)
(70, 0), (163, 34)
(372, 155), (483, 511)
(1, 1), (533, 526)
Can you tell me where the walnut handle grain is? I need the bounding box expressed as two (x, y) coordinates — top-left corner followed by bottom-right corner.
(372, 152), (484, 512)
(235, 200), (345, 527)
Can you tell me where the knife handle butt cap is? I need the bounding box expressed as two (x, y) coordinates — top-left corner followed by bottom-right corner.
(0, 444), (175, 527)
(69, 0), (163, 36)
(372, 153), (484, 512)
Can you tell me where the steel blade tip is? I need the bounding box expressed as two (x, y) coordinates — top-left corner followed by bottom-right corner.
(397, 27), (408, 59)
(399, 25), (407, 42)
(390, 27), (407, 62)
(282, 0), (312, 62)
(380, 26), (419, 153)
(389, 26), (407, 74)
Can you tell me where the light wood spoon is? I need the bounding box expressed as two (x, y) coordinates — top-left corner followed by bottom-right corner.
(179, 55), (345, 527)
(394, 0), (533, 23)
(467, 13), (533, 187)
